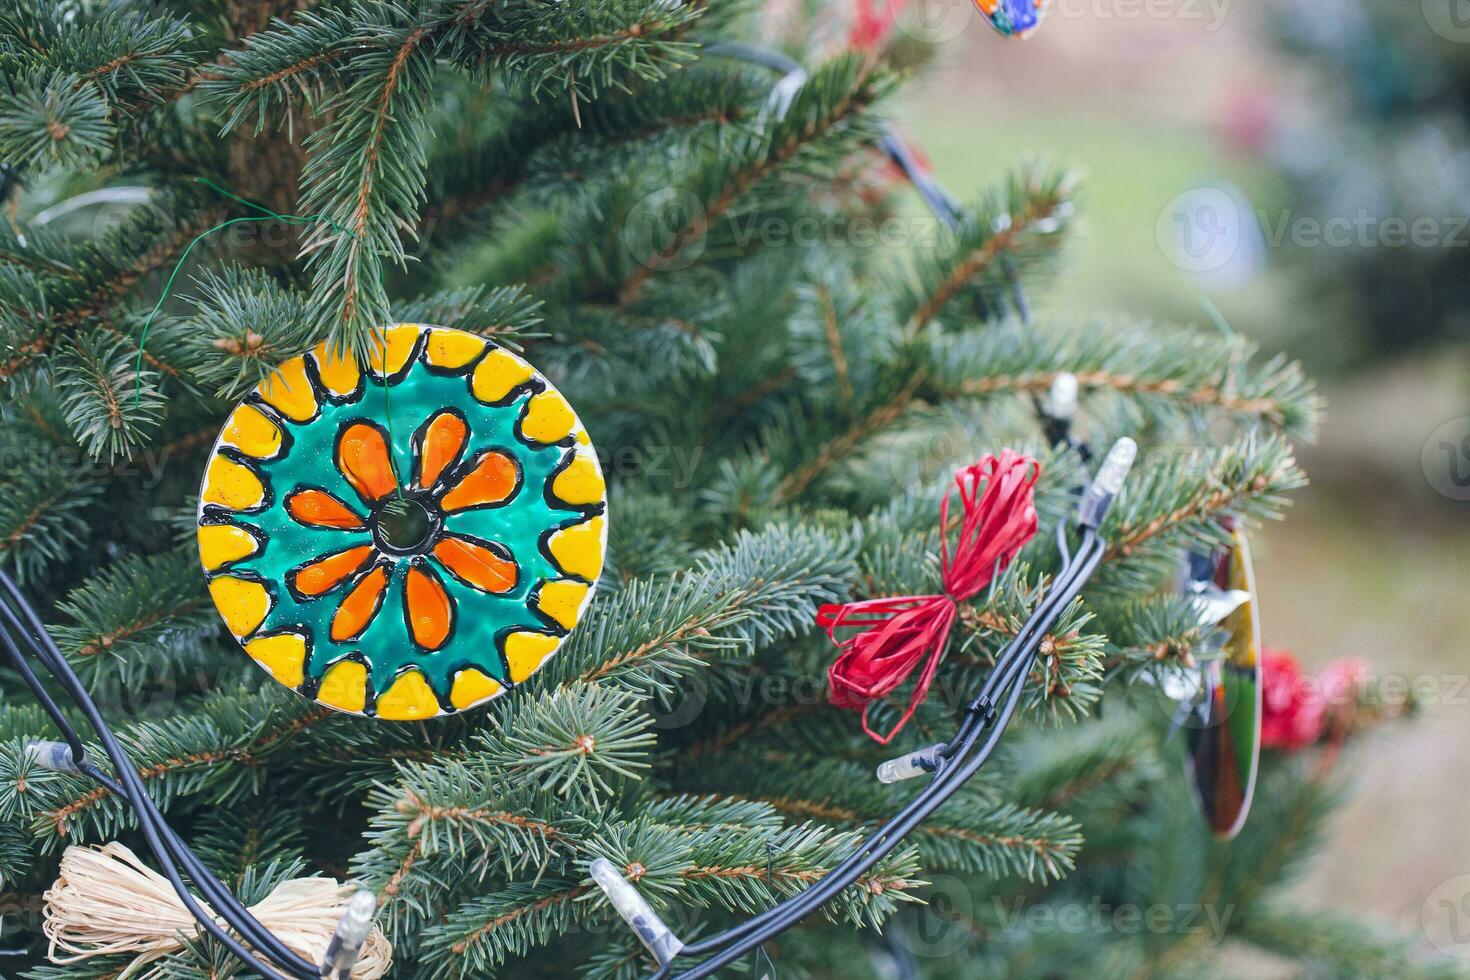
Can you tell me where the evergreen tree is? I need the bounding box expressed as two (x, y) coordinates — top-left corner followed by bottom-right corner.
(0, 1), (1442, 977)
(1264, 0), (1470, 362)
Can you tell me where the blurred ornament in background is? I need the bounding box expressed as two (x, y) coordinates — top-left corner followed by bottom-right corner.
(972, 0), (1047, 38)
(850, 0), (906, 50)
(1260, 648), (1324, 750)
(1219, 88), (1280, 159)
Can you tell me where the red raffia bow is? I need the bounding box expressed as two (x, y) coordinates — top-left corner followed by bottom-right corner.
(817, 450), (1041, 744)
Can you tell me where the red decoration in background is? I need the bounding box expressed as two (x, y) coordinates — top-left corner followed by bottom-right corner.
(850, 0), (906, 51)
(1260, 649), (1323, 751)
(818, 451), (1041, 744)
(1262, 649), (1375, 751)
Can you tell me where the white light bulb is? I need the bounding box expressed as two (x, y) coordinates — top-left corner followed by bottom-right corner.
(590, 858), (684, 964)
(1094, 437), (1138, 496)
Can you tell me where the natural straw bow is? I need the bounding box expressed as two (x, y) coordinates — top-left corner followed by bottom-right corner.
(43, 842), (392, 979)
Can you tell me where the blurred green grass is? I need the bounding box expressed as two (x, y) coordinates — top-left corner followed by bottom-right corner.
(906, 102), (1303, 353)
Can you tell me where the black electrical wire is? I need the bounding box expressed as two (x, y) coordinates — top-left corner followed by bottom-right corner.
(0, 591), (313, 979)
(0, 569), (319, 980)
(0, 611), (313, 980)
(0, 620), (315, 980)
(668, 537), (1105, 978)
(648, 528), (1106, 979)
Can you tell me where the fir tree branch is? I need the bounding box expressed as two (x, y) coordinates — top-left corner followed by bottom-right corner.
(5, 692), (338, 844)
(901, 166), (1076, 333)
(616, 54), (887, 303)
(49, 548), (218, 686)
(53, 331), (165, 461)
(927, 319), (1320, 440)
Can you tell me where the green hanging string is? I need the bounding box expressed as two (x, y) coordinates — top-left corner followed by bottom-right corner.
(132, 177), (404, 499)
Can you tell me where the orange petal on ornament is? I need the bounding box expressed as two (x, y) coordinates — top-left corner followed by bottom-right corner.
(331, 564), (389, 641)
(405, 562), (454, 650)
(432, 535), (517, 594)
(285, 488), (366, 530)
(336, 422), (400, 505)
(439, 450), (518, 512)
(291, 545), (375, 597)
(417, 411), (468, 489)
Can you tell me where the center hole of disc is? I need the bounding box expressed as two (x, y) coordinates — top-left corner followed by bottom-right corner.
(376, 498), (434, 553)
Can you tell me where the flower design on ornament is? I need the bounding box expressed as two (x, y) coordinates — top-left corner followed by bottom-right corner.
(283, 413), (522, 651)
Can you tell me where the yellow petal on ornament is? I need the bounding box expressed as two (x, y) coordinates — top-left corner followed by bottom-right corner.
(550, 452), (605, 507)
(201, 454), (266, 511)
(471, 348), (533, 403)
(244, 633), (307, 688)
(534, 580), (589, 631)
(518, 390), (577, 445)
(310, 341), (361, 397)
(256, 356), (318, 422)
(450, 668), (503, 710)
(504, 631), (559, 683)
(424, 329), (487, 371)
(218, 404), (282, 459)
(368, 324), (421, 378)
(207, 576), (271, 638)
(375, 669), (441, 721)
(317, 659), (368, 713)
(546, 515), (605, 581)
(197, 523), (259, 571)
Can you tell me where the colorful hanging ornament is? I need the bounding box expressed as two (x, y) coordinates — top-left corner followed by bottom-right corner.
(972, 0), (1048, 38)
(1180, 524), (1262, 839)
(196, 323), (608, 721)
(818, 451), (1040, 744)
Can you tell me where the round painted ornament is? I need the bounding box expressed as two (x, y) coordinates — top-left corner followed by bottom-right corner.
(196, 324), (607, 721)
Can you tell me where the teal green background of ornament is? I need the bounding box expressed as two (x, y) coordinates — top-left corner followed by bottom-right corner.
(218, 359), (585, 698)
